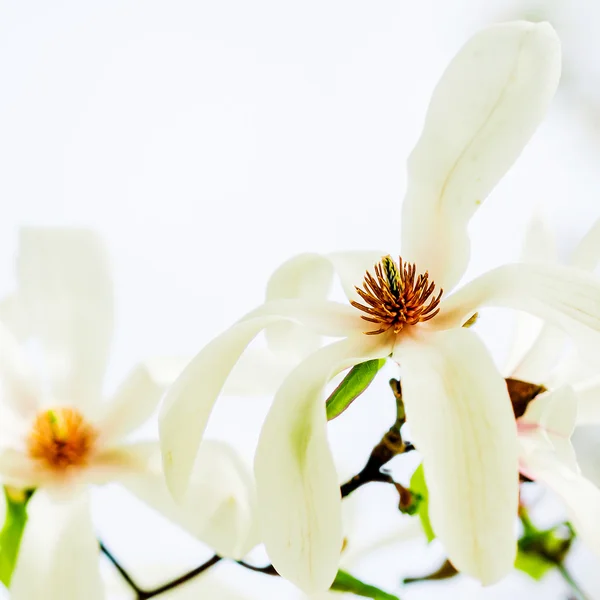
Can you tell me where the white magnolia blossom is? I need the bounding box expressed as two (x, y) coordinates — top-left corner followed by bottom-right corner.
(505, 215), (600, 558)
(0, 229), (257, 600)
(159, 21), (600, 593)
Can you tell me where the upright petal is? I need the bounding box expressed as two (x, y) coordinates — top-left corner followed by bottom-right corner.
(159, 300), (364, 500)
(10, 488), (104, 600)
(17, 228), (114, 408)
(94, 361), (172, 445)
(255, 335), (392, 593)
(401, 21), (561, 291)
(573, 376), (600, 425)
(395, 328), (519, 584)
(122, 440), (258, 559)
(435, 263), (600, 361)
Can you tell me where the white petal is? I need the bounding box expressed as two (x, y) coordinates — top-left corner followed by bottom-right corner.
(435, 263), (600, 359)
(395, 328), (518, 584)
(573, 376), (600, 425)
(82, 441), (157, 485)
(521, 450), (600, 560)
(123, 440), (258, 559)
(255, 335), (392, 593)
(0, 322), (39, 418)
(160, 301), (364, 500)
(0, 294), (29, 341)
(519, 386), (579, 473)
(570, 217), (600, 271)
(95, 361), (170, 444)
(327, 250), (387, 303)
(510, 326), (565, 383)
(0, 448), (42, 489)
(401, 21), (561, 291)
(17, 228), (113, 408)
(11, 488), (104, 600)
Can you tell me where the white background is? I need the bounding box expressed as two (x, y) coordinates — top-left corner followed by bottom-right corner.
(1, 1), (600, 598)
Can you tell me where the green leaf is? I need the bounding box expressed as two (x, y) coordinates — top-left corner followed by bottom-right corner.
(326, 359), (386, 421)
(514, 548), (554, 581)
(409, 464), (435, 542)
(0, 488), (30, 587)
(331, 569), (400, 599)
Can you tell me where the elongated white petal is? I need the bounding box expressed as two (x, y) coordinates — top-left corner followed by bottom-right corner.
(435, 263), (600, 359)
(82, 441), (157, 485)
(573, 376), (600, 425)
(0, 448), (42, 489)
(395, 328), (518, 584)
(255, 335), (392, 593)
(17, 228), (113, 408)
(327, 251), (387, 302)
(11, 489), (103, 600)
(160, 301), (364, 500)
(96, 361), (170, 444)
(401, 21), (561, 291)
(570, 217), (600, 271)
(0, 322), (39, 418)
(520, 448), (600, 559)
(123, 440), (258, 558)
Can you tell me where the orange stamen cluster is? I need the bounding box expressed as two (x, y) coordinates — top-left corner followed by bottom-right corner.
(27, 407), (98, 471)
(351, 255), (443, 335)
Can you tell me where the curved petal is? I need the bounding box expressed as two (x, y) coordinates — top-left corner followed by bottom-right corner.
(122, 440), (258, 559)
(401, 21), (561, 291)
(10, 488), (103, 600)
(573, 376), (600, 425)
(17, 228), (114, 408)
(255, 334), (392, 593)
(520, 449), (600, 559)
(435, 263), (600, 360)
(95, 361), (173, 444)
(394, 328), (519, 584)
(327, 251), (387, 303)
(160, 301), (364, 500)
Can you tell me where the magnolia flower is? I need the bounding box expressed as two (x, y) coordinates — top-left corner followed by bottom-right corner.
(0, 229), (257, 600)
(160, 21), (600, 592)
(504, 215), (600, 557)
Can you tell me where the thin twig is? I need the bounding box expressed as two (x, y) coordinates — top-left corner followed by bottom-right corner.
(556, 563), (591, 600)
(100, 542), (222, 599)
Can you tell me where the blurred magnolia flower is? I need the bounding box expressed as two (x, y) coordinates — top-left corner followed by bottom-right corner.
(0, 229), (257, 600)
(504, 215), (600, 558)
(159, 21), (600, 593)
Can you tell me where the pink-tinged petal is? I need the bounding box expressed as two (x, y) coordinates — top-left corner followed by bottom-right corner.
(395, 328), (518, 584)
(10, 488), (104, 600)
(160, 301), (364, 501)
(122, 441), (258, 559)
(255, 335), (392, 593)
(401, 21), (561, 291)
(435, 263), (600, 361)
(17, 228), (113, 408)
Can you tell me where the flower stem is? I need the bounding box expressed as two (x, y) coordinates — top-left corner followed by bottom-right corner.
(556, 563), (590, 600)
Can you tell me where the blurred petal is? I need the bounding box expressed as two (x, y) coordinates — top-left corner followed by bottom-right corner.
(395, 328), (518, 584)
(123, 440), (258, 559)
(160, 301), (364, 500)
(519, 386), (578, 473)
(255, 335), (392, 593)
(17, 228), (113, 408)
(0, 322), (39, 418)
(570, 217), (600, 271)
(0, 294), (29, 341)
(11, 489), (103, 600)
(435, 263), (600, 360)
(520, 450), (600, 559)
(401, 21), (561, 291)
(0, 448), (42, 489)
(95, 361), (172, 444)
(510, 326), (565, 383)
(573, 376), (600, 425)
(83, 441), (157, 485)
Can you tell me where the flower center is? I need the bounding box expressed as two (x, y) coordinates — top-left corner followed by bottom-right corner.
(27, 407), (98, 471)
(351, 255), (443, 335)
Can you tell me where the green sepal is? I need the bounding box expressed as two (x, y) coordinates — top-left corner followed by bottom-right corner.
(409, 464), (435, 542)
(331, 569), (400, 599)
(0, 488), (31, 587)
(514, 548), (554, 581)
(326, 359), (386, 421)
